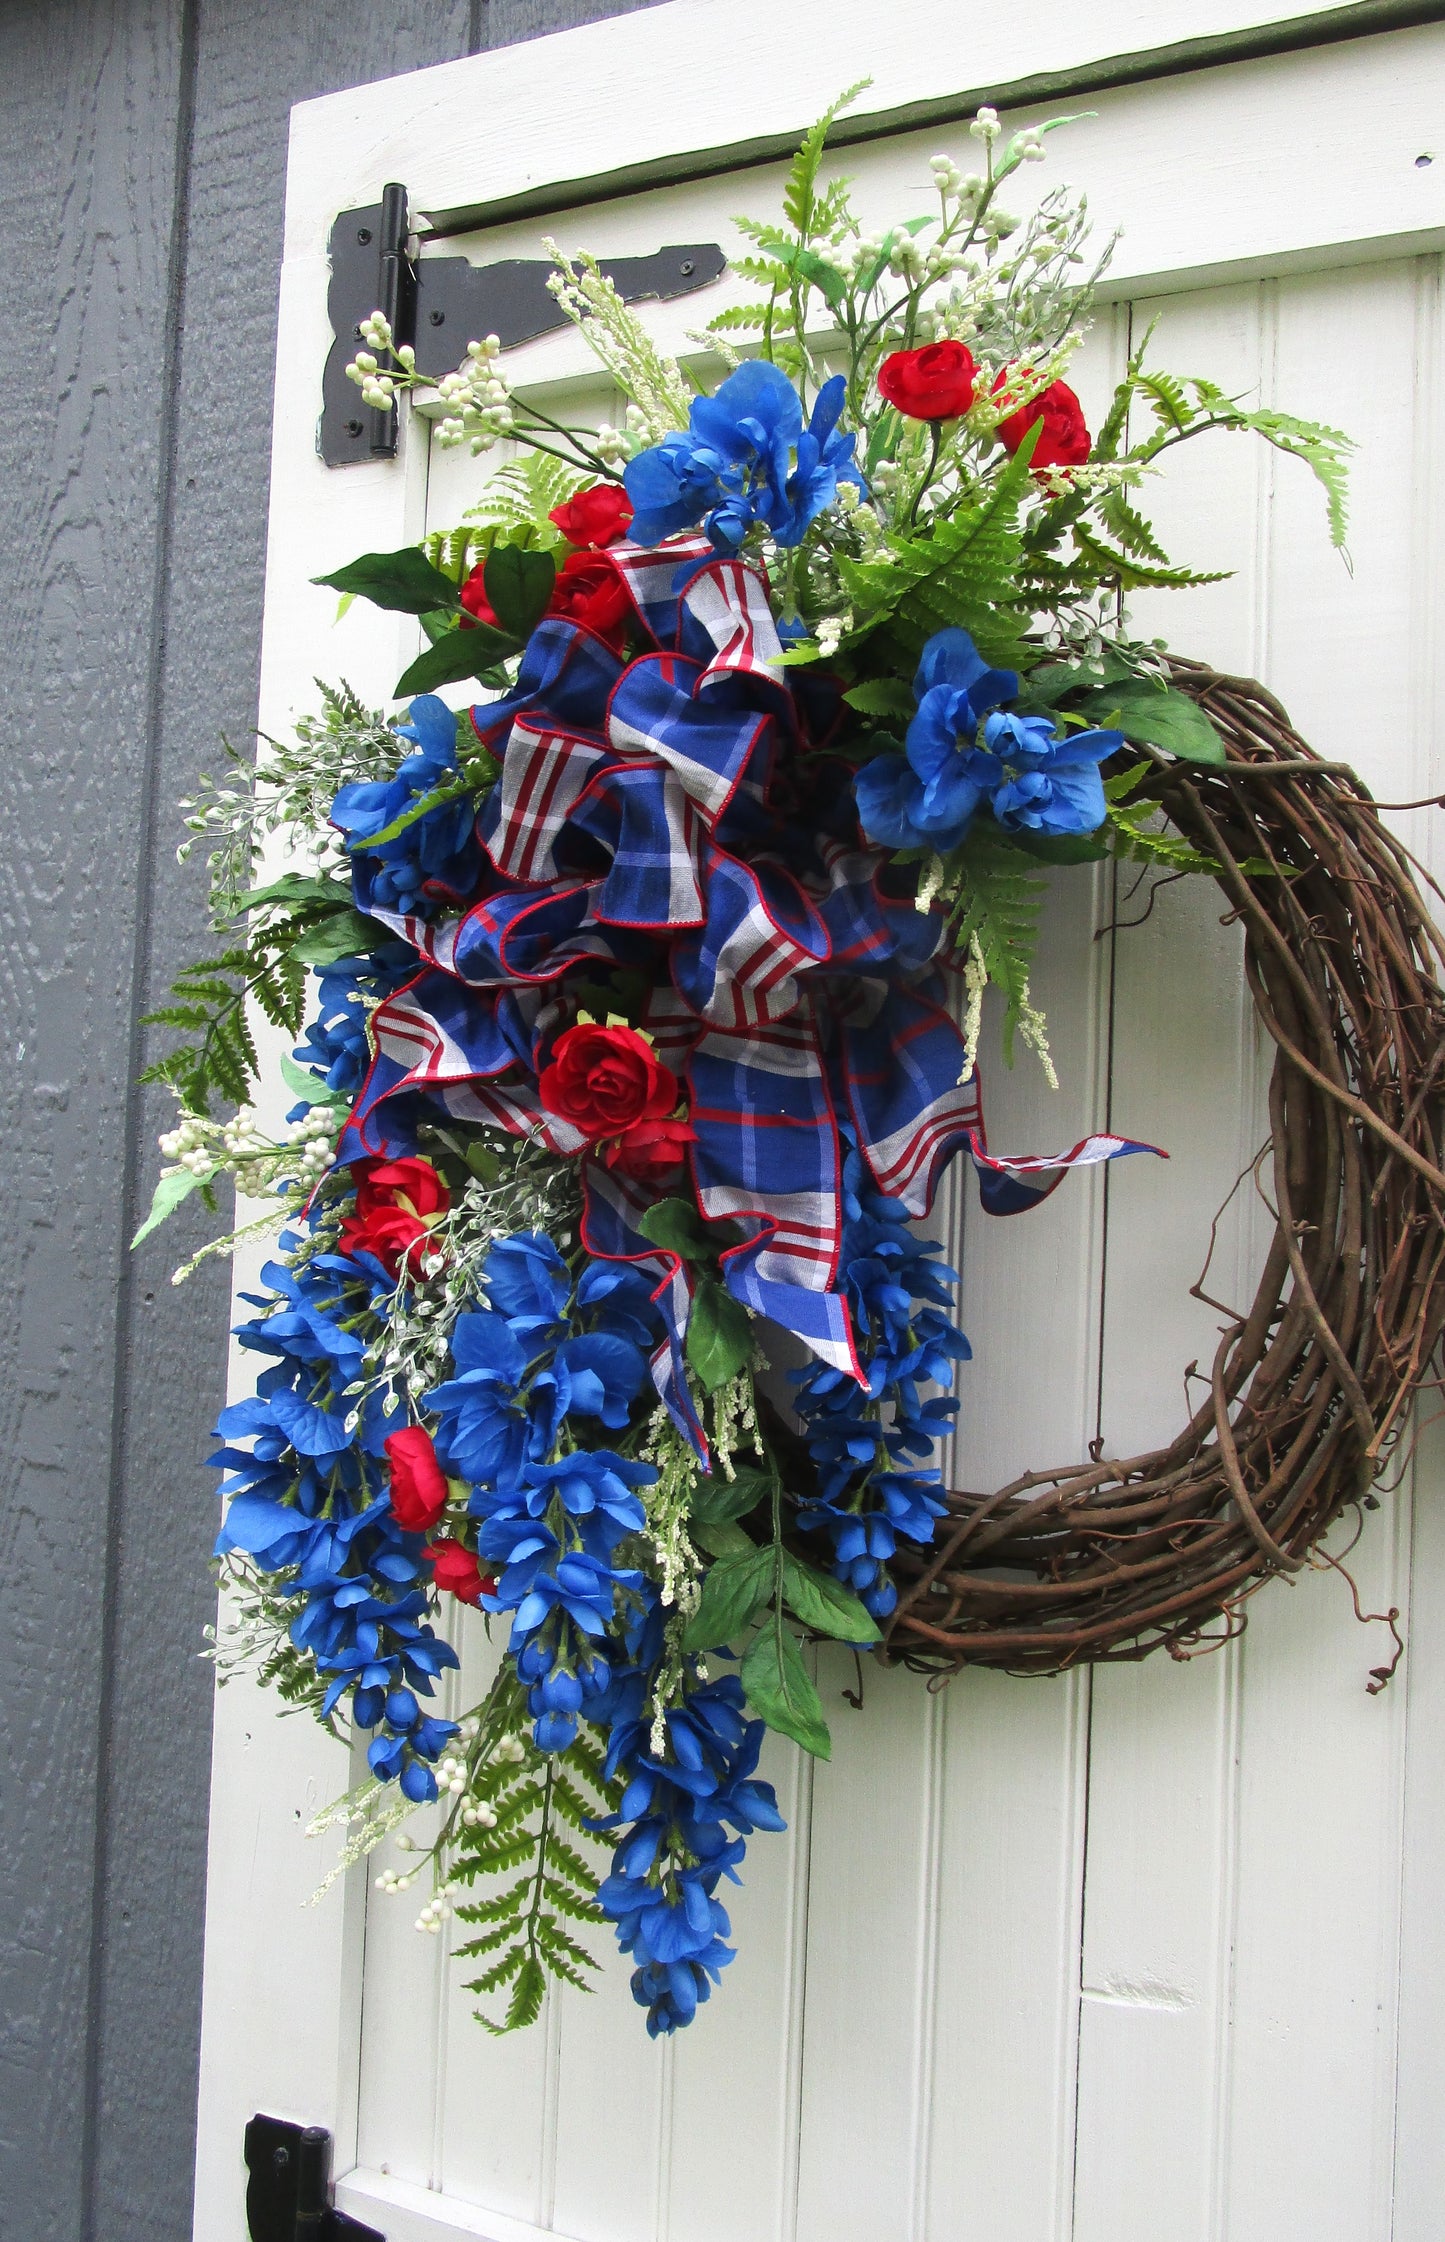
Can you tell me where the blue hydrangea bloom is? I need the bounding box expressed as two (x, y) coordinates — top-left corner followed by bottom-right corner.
(854, 627), (1123, 853)
(331, 694), (480, 916)
(625, 362), (864, 552)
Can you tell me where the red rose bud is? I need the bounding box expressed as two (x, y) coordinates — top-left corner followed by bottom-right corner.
(994, 374), (1091, 471)
(548, 483), (634, 549)
(546, 551), (632, 649)
(385, 1425), (451, 1535)
(877, 340), (978, 421)
(339, 1156), (450, 1278)
(538, 1021), (680, 1144)
(426, 1537), (494, 1606)
(605, 1114), (697, 1185)
(459, 564), (499, 630)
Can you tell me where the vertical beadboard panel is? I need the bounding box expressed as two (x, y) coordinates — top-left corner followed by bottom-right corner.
(665, 1733), (814, 2242)
(792, 1655), (938, 2242)
(1073, 279), (1270, 2242)
(1391, 253), (1445, 2242)
(1215, 256), (1423, 2242)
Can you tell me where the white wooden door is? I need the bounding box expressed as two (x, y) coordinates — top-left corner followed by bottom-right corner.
(192, 9), (1445, 2238)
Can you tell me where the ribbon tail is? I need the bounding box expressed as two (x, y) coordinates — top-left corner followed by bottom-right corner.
(969, 1128), (1166, 1215)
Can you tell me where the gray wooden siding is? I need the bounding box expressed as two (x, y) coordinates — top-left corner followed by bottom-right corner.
(0, 4), (660, 2236)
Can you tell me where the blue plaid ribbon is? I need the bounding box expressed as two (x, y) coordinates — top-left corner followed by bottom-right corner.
(338, 542), (1159, 1454)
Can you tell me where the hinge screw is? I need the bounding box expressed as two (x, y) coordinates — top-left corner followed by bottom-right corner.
(345, 418), (363, 437)
(357, 226), (372, 243)
(681, 260), (695, 275)
(429, 308), (445, 325)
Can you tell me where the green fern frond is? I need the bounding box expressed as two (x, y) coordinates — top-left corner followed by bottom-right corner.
(942, 826), (1049, 1063)
(783, 79), (870, 236)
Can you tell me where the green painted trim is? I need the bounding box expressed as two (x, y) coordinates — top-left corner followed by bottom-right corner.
(423, 0), (1445, 237)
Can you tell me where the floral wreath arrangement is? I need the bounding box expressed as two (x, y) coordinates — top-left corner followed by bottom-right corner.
(137, 90), (1445, 2040)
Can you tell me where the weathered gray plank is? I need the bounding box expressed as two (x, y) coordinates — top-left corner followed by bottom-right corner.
(0, 5), (192, 2238)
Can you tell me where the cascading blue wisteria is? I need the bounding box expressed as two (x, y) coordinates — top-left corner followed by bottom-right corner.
(424, 1234), (662, 1753)
(587, 1609), (786, 2035)
(790, 1146), (971, 1619)
(211, 1234), (461, 1801)
(290, 944), (414, 1105)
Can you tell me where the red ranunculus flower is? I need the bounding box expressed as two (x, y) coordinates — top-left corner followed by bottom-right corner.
(384, 1425), (451, 1534)
(339, 1156), (449, 1277)
(994, 374), (1091, 471)
(459, 564), (499, 630)
(877, 340), (978, 421)
(426, 1537), (495, 1606)
(538, 1022), (680, 1145)
(546, 551), (632, 649)
(549, 483), (634, 549)
(605, 1114), (697, 1184)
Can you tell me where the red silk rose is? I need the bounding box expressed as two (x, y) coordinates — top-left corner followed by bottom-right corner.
(426, 1538), (494, 1606)
(549, 483), (634, 549)
(459, 565), (498, 630)
(604, 1113), (696, 1184)
(877, 341), (978, 421)
(994, 374), (1091, 471)
(385, 1425), (451, 1534)
(539, 1022), (680, 1145)
(547, 551), (631, 649)
(339, 1156), (449, 1278)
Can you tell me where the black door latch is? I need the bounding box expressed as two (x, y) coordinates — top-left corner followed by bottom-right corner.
(321, 181), (725, 465)
(244, 2114), (385, 2241)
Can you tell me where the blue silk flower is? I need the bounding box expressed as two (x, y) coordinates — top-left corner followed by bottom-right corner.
(624, 360), (864, 552)
(854, 628), (1124, 853)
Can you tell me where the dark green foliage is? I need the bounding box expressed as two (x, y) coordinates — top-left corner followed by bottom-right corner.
(453, 1726), (619, 2035)
(313, 546), (461, 615)
(141, 874), (359, 1114)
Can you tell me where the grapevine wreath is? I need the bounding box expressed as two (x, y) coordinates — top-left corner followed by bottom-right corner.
(138, 92), (1445, 2036)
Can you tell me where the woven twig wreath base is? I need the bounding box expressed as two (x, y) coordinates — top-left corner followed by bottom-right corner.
(875, 660), (1445, 1677)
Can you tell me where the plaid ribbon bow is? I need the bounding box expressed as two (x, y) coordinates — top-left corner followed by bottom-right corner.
(339, 539), (1156, 1455)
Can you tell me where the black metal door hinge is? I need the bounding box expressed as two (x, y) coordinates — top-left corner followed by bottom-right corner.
(321, 182), (725, 466)
(244, 2114), (385, 2242)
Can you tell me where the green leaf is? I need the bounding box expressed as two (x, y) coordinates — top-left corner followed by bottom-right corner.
(394, 622), (520, 698)
(781, 1554), (882, 1642)
(843, 678), (915, 719)
(685, 1278), (754, 1394)
(240, 872), (355, 914)
(691, 1517), (757, 1560)
(313, 546), (461, 616)
(131, 1164), (211, 1249)
(689, 1462), (772, 1529)
(279, 1053), (328, 1104)
(682, 1546), (774, 1651)
(288, 907), (380, 963)
(483, 545), (557, 640)
(637, 1196), (715, 1262)
(1072, 683), (1226, 765)
(347, 781), (471, 851)
(741, 1625), (831, 1758)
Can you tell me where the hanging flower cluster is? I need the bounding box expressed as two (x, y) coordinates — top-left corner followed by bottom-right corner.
(139, 88), (1350, 2037)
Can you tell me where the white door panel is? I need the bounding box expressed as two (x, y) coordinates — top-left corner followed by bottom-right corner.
(195, 13), (1445, 2237)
